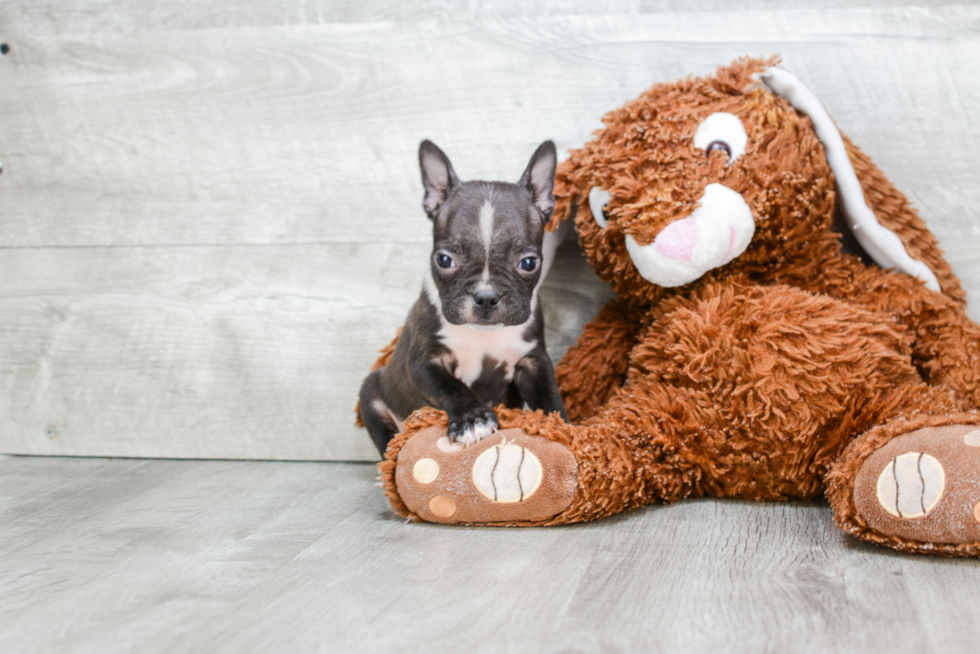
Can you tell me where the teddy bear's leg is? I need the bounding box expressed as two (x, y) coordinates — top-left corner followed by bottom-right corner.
(378, 395), (700, 526)
(380, 417), (581, 526)
(826, 383), (980, 556)
(555, 300), (644, 422)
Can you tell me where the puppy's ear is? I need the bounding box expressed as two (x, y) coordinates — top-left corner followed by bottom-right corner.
(419, 140), (458, 219)
(518, 141), (557, 219)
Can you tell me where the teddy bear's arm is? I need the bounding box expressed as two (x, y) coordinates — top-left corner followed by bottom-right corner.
(869, 271), (980, 405)
(555, 300), (645, 423)
(803, 256), (980, 406)
(905, 296), (980, 404)
(794, 133), (980, 401)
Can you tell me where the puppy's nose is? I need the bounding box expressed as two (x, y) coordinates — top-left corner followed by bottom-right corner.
(472, 290), (501, 309)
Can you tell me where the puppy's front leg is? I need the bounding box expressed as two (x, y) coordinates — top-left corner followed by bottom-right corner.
(412, 361), (498, 445)
(514, 354), (569, 422)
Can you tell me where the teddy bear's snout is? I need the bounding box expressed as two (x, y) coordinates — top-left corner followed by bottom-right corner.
(624, 183), (755, 287)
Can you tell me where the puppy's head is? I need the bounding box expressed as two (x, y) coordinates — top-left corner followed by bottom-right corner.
(419, 140), (557, 328)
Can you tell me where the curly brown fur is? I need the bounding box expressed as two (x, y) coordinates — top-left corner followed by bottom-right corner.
(555, 301), (646, 422)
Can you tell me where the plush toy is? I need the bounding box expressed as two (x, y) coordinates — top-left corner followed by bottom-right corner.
(376, 57), (980, 557)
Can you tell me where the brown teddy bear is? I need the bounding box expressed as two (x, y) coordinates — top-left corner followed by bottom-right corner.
(376, 57), (980, 557)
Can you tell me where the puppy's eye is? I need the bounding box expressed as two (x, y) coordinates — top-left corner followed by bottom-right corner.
(518, 256), (538, 272)
(435, 253), (456, 269)
(694, 112), (747, 165)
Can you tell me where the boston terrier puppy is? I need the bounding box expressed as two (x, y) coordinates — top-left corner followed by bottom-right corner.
(359, 140), (569, 456)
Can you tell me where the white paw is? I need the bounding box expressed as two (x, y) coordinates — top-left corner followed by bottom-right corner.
(457, 419), (497, 446)
(448, 408), (499, 446)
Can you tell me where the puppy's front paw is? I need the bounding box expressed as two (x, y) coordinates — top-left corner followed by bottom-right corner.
(448, 408), (499, 446)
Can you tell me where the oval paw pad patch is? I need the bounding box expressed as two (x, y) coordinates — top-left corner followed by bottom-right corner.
(472, 443), (542, 503)
(875, 452), (945, 519)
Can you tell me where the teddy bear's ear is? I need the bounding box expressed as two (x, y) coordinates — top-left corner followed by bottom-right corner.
(759, 67), (942, 293)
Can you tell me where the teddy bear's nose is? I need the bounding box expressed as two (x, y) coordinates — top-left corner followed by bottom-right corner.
(654, 216), (697, 261)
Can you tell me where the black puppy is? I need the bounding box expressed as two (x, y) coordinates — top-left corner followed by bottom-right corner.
(359, 140), (569, 455)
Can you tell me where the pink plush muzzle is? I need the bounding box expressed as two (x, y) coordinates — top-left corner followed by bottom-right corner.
(654, 218), (738, 261)
(654, 216), (698, 261)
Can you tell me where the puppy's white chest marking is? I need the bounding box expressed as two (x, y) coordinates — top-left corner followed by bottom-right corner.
(437, 322), (536, 386)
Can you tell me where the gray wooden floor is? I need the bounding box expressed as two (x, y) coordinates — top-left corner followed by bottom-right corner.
(2, 454), (980, 654)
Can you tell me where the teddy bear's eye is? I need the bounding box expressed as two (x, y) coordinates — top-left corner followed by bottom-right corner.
(588, 187), (611, 229)
(706, 140), (732, 159)
(694, 112), (747, 165)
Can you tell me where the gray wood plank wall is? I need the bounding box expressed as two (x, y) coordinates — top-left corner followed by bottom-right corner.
(2, 3), (979, 460)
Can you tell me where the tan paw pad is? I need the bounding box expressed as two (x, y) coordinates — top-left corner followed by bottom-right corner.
(412, 458), (440, 483)
(428, 495), (456, 518)
(876, 452), (945, 519)
(472, 442), (542, 503)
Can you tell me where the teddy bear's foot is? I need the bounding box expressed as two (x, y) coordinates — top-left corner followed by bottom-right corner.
(391, 426), (578, 525)
(850, 424), (980, 551)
